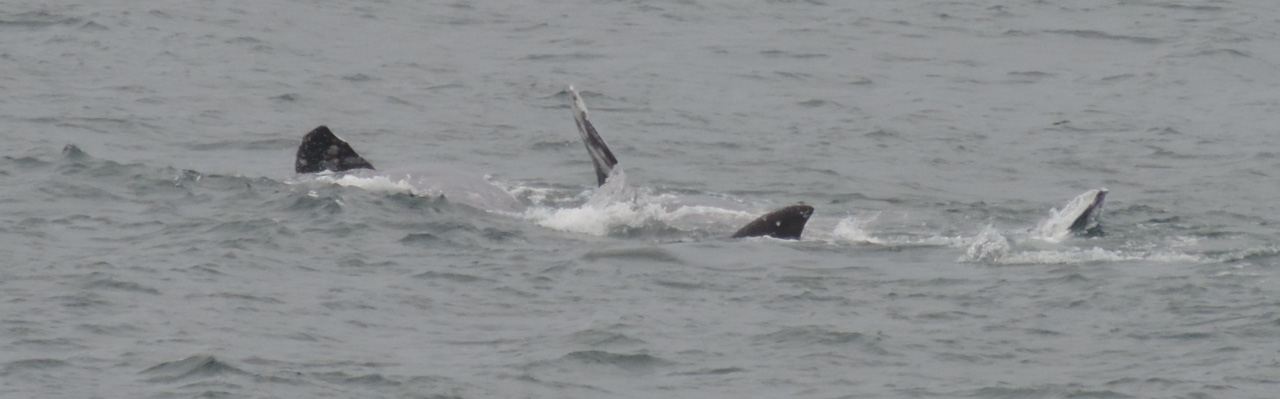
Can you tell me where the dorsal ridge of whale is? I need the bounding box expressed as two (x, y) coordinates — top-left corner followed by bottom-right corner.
(568, 86), (619, 187)
(731, 204), (815, 240)
(295, 125), (376, 174)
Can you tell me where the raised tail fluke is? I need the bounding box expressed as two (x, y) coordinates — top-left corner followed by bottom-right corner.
(569, 86), (618, 187)
(732, 204), (815, 240)
(295, 125), (376, 174)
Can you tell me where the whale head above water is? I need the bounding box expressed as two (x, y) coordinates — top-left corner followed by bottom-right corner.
(1065, 188), (1107, 236)
(295, 125), (375, 174)
(731, 204), (815, 240)
(1035, 188), (1108, 240)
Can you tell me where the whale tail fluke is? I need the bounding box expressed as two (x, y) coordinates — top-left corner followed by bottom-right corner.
(732, 204), (815, 240)
(295, 125), (376, 174)
(568, 87), (619, 187)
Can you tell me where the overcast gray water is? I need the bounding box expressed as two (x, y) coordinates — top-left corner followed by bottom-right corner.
(3, 1), (1280, 398)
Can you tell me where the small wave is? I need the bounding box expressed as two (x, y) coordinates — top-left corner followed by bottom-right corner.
(1045, 29), (1163, 44)
(77, 323), (145, 336)
(522, 53), (606, 61)
(582, 247), (684, 264)
(0, 11), (82, 30)
(205, 218), (288, 250)
(398, 223), (522, 249)
(559, 350), (671, 372)
(753, 325), (866, 346)
(313, 371), (402, 387)
(967, 385), (1132, 399)
(82, 274), (161, 295)
(1154, 3), (1224, 11)
(567, 329), (647, 348)
(671, 367), (746, 376)
(1, 358), (70, 374)
(413, 270), (491, 283)
(56, 292), (110, 309)
(11, 337), (88, 351)
(286, 194), (345, 215)
(140, 355), (250, 383)
(1212, 246), (1280, 264)
(751, 325), (891, 356)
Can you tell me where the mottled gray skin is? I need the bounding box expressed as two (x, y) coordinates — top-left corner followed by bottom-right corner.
(295, 126), (375, 174)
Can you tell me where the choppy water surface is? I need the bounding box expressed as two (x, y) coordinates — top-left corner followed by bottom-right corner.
(3, 1), (1280, 398)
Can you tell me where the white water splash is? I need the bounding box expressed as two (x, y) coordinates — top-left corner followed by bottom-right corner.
(959, 225), (1012, 263)
(523, 169), (753, 236)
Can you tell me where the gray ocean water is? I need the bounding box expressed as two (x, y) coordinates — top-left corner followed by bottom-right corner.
(4, 1), (1280, 398)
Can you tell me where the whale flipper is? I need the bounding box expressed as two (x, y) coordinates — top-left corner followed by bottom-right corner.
(1065, 189), (1107, 236)
(732, 204), (815, 240)
(569, 87), (618, 187)
(295, 125), (376, 174)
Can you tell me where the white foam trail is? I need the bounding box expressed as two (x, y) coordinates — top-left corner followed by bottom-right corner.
(303, 169), (525, 212)
(824, 214), (968, 247)
(992, 248), (1204, 265)
(315, 173), (422, 195)
(522, 168), (756, 236)
(526, 200), (667, 236)
(959, 223), (1208, 265)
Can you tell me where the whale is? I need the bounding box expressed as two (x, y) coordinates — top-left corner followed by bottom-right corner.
(295, 126), (375, 174)
(1063, 188), (1106, 236)
(291, 89), (814, 240)
(730, 204), (815, 240)
(1035, 188), (1107, 239)
(567, 87), (813, 240)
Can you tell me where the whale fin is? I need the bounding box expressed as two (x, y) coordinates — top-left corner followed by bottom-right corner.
(732, 204), (815, 240)
(569, 86), (618, 187)
(1066, 188), (1107, 236)
(295, 125), (376, 174)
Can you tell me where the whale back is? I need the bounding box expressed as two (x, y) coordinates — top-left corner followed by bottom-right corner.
(731, 204), (815, 240)
(295, 125), (376, 174)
